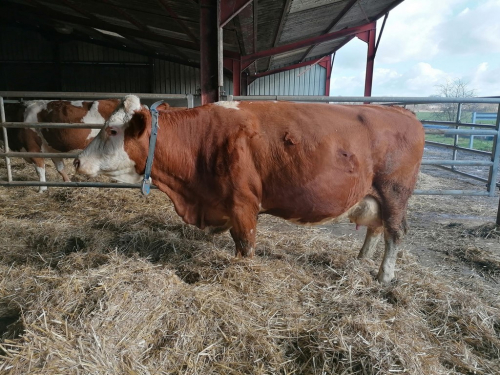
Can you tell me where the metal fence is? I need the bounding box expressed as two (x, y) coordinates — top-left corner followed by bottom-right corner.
(1, 92), (500, 203)
(228, 95), (500, 201)
(1, 91), (194, 189)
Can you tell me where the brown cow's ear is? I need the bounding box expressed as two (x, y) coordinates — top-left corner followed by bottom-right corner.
(126, 110), (149, 138)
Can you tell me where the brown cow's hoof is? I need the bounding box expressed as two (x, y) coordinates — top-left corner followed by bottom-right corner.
(376, 272), (395, 285)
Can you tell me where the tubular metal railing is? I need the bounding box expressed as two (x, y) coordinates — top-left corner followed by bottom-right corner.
(1, 92), (500, 223)
(228, 95), (500, 197)
(0, 92), (194, 189)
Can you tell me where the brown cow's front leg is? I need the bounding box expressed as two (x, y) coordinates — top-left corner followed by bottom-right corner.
(229, 209), (257, 258)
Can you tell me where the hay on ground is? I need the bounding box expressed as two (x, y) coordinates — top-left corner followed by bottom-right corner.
(0, 158), (499, 374)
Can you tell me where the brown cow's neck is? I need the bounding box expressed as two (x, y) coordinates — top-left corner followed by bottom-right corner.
(148, 108), (211, 224)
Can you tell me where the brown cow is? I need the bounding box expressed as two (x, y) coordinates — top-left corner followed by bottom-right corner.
(74, 95), (425, 284)
(3, 99), (121, 191)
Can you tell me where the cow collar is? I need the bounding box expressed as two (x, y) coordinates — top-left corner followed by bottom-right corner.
(141, 100), (163, 195)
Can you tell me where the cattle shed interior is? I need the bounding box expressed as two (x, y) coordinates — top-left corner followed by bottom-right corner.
(0, 0), (405, 103)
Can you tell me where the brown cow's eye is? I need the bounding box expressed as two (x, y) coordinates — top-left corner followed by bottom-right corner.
(110, 129), (118, 136)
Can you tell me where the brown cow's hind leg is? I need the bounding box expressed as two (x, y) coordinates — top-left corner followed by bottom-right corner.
(357, 226), (383, 259)
(375, 180), (413, 284)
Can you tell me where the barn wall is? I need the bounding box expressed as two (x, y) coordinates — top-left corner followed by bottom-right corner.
(0, 26), (233, 96)
(248, 64), (326, 95)
(1, 26), (327, 98)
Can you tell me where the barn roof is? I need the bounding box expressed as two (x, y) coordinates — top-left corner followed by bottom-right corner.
(1, 0), (404, 74)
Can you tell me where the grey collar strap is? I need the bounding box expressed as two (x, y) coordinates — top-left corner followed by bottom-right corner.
(141, 100), (163, 195)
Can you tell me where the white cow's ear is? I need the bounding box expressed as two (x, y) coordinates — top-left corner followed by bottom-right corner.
(126, 110), (149, 138)
(122, 95), (142, 115)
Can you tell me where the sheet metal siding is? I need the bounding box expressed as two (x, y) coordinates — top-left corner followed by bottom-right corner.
(248, 64), (326, 95)
(0, 26), (210, 95)
(60, 42), (148, 63)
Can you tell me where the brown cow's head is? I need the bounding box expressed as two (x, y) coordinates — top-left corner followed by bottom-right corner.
(74, 95), (150, 183)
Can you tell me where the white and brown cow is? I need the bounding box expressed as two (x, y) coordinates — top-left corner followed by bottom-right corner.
(4, 99), (121, 191)
(74, 95), (425, 284)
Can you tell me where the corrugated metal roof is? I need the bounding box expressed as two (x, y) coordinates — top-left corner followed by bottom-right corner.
(1, 0), (405, 75)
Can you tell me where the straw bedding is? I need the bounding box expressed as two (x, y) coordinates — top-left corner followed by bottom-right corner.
(1, 159), (499, 374)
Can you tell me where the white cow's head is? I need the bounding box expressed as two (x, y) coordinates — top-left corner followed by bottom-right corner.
(74, 95), (148, 183)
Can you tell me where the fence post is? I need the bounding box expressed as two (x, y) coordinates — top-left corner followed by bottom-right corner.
(469, 111), (476, 149)
(186, 94), (194, 109)
(0, 97), (13, 182)
(451, 103), (462, 170)
(488, 105), (500, 226)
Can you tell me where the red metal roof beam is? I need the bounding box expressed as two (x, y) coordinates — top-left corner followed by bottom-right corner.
(241, 23), (374, 70)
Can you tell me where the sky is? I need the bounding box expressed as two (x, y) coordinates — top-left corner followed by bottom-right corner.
(330, 0), (500, 97)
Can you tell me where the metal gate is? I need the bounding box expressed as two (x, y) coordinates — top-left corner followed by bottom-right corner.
(1, 91), (194, 189)
(1, 92), (500, 223)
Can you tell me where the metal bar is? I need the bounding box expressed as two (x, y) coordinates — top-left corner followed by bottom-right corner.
(218, 26), (224, 91)
(186, 94), (194, 109)
(1, 152), (80, 158)
(488, 104), (500, 201)
(323, 56), (332, 96)
(452, 103), (462, 170)
(268, 0), (293, 70)
(241, 23), (374, 67)
(423, 129), (494, 136)
(1, 97), (13, 182)
(0, 92), (191, 100)
(297, 0), (359, 63)
(413, 190), (490, 196)
(422, 120), (495, 129)
(229, 95), (500, 104)
(0, 181), (157, 189)
(359, 23), (376, 97)
(470, 111), (477, 148)
(374, 13), (388, 54)
(425, 141), (492, 156)
(219, 0), (253, 27)
(421, 160), (493, 166)
(433, 165), (497, 186)
(1, 122), (104, 129)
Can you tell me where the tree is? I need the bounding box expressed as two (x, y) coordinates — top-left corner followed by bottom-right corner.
(435, 79), (477, 121)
